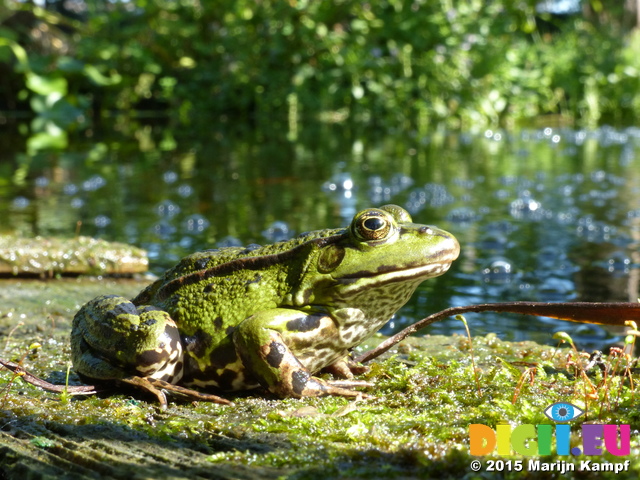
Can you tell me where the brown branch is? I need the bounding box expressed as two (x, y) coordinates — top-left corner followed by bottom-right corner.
(355, 301), (640, 364)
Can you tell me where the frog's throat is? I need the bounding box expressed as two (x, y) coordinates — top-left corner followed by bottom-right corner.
(155, 234), (345, 301)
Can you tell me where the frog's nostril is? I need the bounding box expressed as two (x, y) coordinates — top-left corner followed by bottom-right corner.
(419, 226), (434, 235)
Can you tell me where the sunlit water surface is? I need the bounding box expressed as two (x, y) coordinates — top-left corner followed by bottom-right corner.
(2, 121), (640, 350)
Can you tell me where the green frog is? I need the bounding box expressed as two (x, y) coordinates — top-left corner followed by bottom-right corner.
(71, 205), (459, 405)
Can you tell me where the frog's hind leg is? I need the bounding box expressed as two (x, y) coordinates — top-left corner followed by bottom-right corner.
(71, 295), (185, 384)
(233, 309), (371, 398)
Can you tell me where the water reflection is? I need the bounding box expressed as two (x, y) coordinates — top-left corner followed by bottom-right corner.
(1, 122), (640, 349)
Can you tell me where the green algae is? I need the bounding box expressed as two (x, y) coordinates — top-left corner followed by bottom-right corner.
(0, 279), (639, 479)
(0, 235), (148, 276)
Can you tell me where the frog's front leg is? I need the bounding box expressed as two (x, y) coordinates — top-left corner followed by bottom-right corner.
(233, 308), (370, 398)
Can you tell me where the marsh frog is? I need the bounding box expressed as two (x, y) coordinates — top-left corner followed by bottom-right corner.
(71, 205), (459, 404)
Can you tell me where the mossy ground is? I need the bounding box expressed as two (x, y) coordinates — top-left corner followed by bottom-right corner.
(0, 279), (639, 479)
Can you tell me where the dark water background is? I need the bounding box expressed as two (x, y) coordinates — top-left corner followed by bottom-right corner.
(2, 119), (639, 350)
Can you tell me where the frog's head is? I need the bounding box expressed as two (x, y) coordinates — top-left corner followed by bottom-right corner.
(295, 205), (460, 314)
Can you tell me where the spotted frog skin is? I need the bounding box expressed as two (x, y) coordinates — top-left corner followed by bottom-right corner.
(71, 205), (459, 401)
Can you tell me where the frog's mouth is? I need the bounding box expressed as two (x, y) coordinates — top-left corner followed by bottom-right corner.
(336, 239), (460, 285)
(333, 259), (457, 299)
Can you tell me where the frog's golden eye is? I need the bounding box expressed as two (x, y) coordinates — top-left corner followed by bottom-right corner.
(353, 210), (392, 241)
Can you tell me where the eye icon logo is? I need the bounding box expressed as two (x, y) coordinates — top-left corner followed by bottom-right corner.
(544, 402), (584, 422)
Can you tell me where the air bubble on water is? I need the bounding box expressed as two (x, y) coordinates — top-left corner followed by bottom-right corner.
(590, 170), (607, 182)
(474, 232), (510, 252)
(11, 196), (30, 209)
(537, 277), (576, 300)
(369, 174), (413, 203)
(262, 221), (291, 243)
(447, 207), (477, 223)
(482, 258), (514, 284)
(606, 251), (632, 274)
(82, 175), (106, 191)
(153, 221), (177, 239)
(35, 176), (49, 188)
(163, 171), (178, 184)
(63, 183), (78, 195)
(177, 184), (193, 198)
(94, 215), (111, 228)
(510, 197), (542, 219)
(179, 236), (194, 249)
(184, 214), (210, 233)
(217, 236), (243, 248)
(576, 216), (615, 241)
(156, 199), (181, 218)
(70, 197), (84, 209)
(323, 173), (355, 195)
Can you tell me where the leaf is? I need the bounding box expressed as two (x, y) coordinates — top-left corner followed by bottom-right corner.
(25, 73), (68, 96)
(0, 27), (18, 41)
(26, 130), (68, 154)
(56, 56), (85, 73)
(83, 64), (122, 86)
(0, 37), (28, 68)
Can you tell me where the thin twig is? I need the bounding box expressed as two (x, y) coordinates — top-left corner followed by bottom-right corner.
(0, 358), (96, 395)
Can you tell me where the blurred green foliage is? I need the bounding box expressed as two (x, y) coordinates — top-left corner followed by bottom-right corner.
(0, 0), (639, 134)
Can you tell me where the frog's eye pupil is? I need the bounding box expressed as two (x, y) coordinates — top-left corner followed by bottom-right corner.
(364, 217), (385, 231)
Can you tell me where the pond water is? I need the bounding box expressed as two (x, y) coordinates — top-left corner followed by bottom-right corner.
(1, 119), (640, 350)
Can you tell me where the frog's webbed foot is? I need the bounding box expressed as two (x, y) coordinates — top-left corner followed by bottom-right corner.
(120, 376), (233, 408)
(320, 357), (370, 379)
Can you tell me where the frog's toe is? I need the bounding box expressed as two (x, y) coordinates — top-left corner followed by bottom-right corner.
(320, 357), (370, 379)
(323, 379), (374, 398)
(325, 379), (373, 389)
(121, 376), (233, 407)
(273, 372), (372, 398)
(121, 376), (169, 408)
